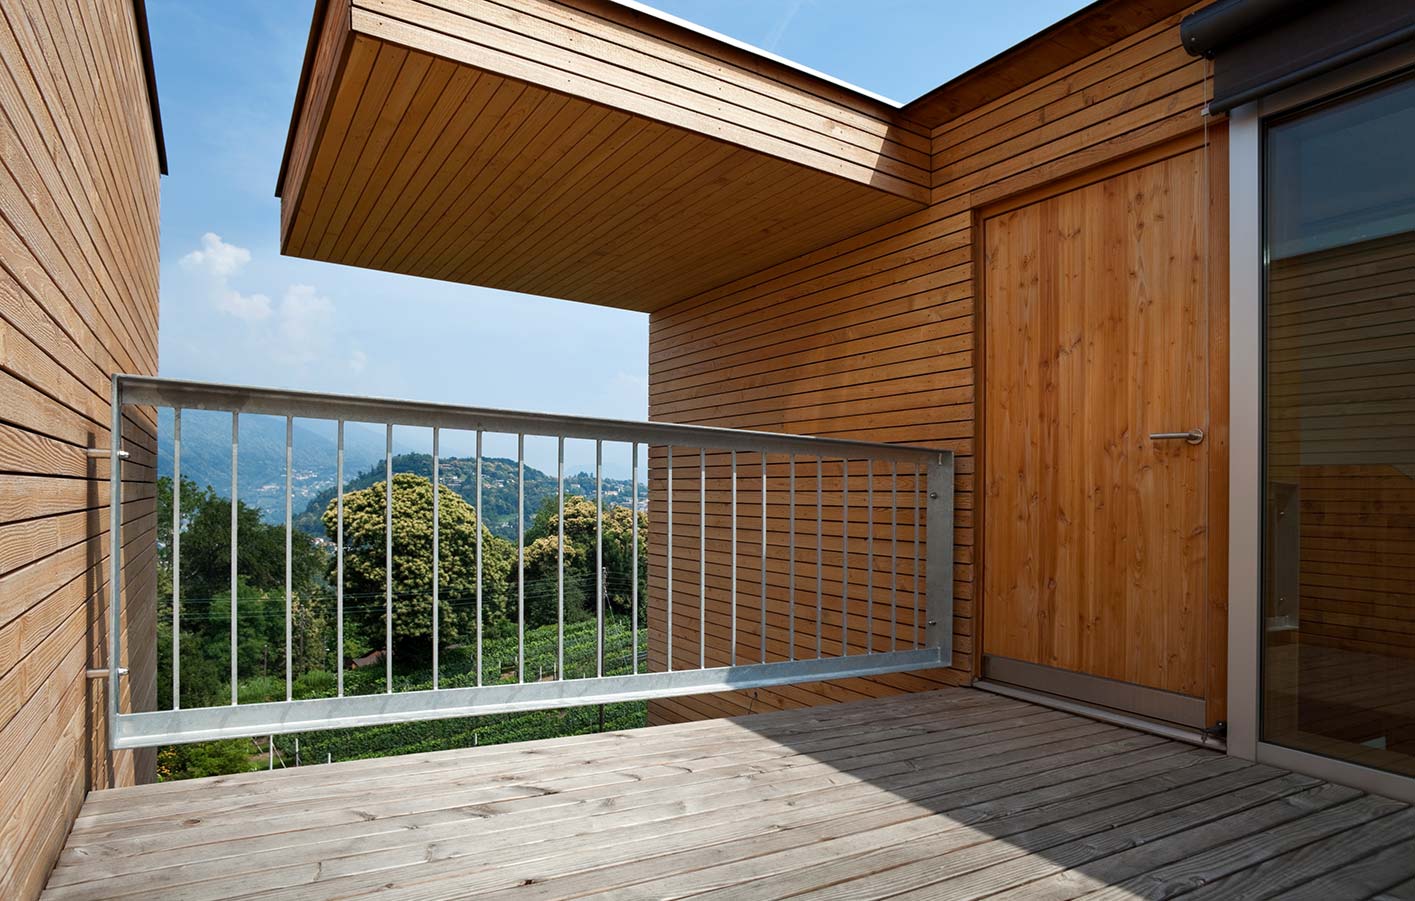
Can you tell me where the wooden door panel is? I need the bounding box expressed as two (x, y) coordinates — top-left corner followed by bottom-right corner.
(983, 149), (1208, 698)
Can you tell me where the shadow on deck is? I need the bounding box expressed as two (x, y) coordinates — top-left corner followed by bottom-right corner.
(40, 688), (1415, 900)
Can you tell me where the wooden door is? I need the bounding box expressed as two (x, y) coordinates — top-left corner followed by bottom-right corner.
(982, 148), (1210, 711)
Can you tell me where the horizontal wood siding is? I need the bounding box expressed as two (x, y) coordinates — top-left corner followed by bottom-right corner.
(1268, 232), (1415, 669)
(0, 0), (160, 897)
(277, 0), (925, 311)
(645, 3), (1210, 724)
(351, 0), (928, 198)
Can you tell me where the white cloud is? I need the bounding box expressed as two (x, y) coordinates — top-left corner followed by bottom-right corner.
(173, 233), (369, 381)
(181, 232), (251, 278)
(215, 288), (272, 320)
(182, 232), (271, 321)
(269, 284), (336, 367)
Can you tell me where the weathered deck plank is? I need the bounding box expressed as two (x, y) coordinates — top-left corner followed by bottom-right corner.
(41, 688), (1415, 900)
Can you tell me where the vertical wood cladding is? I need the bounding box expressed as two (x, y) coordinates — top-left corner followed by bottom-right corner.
(0, 1), (161, 897)
(646, 4), (1211, 724)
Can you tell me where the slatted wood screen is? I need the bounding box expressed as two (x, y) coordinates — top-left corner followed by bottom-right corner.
(645, 2), (1214, 724)
(0, 1), (161, 896)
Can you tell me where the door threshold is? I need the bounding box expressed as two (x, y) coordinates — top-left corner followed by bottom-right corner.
(974, 679), (1227, 751)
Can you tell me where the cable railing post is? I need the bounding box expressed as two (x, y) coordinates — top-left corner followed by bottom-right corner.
(924, 455), (956, 665)
(172, 407), (181, 710)
(914, 463), (922, 648)
(108, 378), (123, 731)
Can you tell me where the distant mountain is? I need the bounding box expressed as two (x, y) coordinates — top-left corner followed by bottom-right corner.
(292, 453), (645, 540)
(155, 411), (646, 538)
(155, 410), (413, 523)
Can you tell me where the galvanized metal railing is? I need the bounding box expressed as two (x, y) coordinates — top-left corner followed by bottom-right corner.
(106, 375), (954, 748)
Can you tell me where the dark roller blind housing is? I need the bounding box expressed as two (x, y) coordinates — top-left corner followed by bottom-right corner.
(1181, 0), (1415, 113)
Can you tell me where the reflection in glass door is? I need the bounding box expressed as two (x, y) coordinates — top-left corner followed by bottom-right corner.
(1263, 72), (1415, 777)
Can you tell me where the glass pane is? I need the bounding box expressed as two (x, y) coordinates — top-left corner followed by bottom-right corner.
(1263, 73), (1415, 777)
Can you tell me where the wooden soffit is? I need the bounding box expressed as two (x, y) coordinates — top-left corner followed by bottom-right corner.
(276, 0), (930, 312)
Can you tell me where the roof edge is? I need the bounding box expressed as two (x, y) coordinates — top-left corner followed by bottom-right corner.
(901, 0), (1196, 129)
(276, 0), (332, 198)
(598, 0), (903, 108)
(132, 0), (167, 175)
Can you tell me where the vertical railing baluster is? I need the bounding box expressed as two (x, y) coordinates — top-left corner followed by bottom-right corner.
(596, 439), (604, 679)
(667, 445), (673, 672)
(432, 427), (440, 690)
(557, 436), (565, 679)
(336, 421), (344, 697)
(816, 456), (823, 660)
(517, 433), (525, 684)
(760, 451), (767, 664)
(230, 411), (238, 706)
(699, 447), (706, 670)
(891, 461), (899, 653)
(475, 430), (483, 687)
(285, 415), (293, 702)
(730, 449), (737, 667)
(788, 453), (795, 661)
(866, 459), (874, 655)
(914, 463), (922, 648)
(172, 408), (181, 710)
(385, 425), (393, 694)
(633, 444), (639, 673)
(842, 458), (850, 656)
(631, 443), (639, 675)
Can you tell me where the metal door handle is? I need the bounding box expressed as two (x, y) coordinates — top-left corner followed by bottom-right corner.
(1149, 428), (1204, 445)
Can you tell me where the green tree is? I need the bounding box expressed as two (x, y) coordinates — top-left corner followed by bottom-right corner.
(520, 534), (589, 627)
(156, 477), (333, 711)
(526, 495), (647, 619)
(327, 473), (513, 658)
(157, 476), (325, 611)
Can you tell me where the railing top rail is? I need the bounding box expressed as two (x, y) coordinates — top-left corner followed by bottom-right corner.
(116, 374), (950, 464)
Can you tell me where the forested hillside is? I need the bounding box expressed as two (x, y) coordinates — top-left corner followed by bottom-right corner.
(293, 453), (643, 539)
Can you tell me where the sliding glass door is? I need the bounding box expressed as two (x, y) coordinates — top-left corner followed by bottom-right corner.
(1263, 72), (1415, 776)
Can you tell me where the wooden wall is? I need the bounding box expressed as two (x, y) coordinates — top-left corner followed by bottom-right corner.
(0, 1), (161, 897)
(645, 2), (1211, 724)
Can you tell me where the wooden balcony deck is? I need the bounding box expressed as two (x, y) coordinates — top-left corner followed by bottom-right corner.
(41, 688), (1415, 900)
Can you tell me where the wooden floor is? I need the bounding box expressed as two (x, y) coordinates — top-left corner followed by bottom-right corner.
(41, 688), (1415, 900)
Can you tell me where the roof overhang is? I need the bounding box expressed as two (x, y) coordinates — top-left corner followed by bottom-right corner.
(276, 0), (930, 312)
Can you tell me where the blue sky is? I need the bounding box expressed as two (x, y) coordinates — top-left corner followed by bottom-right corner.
(148, 0), (1086, 466)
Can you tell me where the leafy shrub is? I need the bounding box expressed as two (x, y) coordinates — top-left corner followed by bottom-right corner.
(157, 739), (258, 780)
